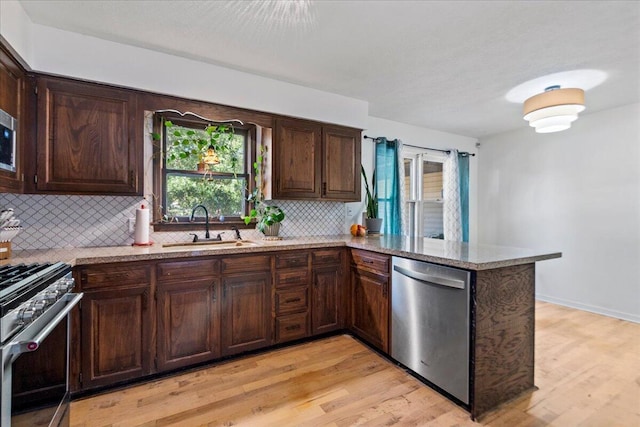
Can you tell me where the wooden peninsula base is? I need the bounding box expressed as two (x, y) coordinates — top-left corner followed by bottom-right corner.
(471, 263), (535, 419)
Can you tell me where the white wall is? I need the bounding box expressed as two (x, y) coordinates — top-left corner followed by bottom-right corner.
(0, 0), (34, 65)
(350, 116), (479, 241)
(0, 1), (368, 129)
(478, 103), (640, 322)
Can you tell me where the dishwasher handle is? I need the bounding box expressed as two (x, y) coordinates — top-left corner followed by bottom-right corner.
(393, 265), (466, 290)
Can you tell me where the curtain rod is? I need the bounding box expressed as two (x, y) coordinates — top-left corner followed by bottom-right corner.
(364, 135), (476, 157)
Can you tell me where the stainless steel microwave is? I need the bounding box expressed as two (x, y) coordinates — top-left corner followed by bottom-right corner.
(0, 108), (17, 172)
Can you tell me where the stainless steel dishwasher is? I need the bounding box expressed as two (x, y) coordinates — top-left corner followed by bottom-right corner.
(391, 256), (471, 404)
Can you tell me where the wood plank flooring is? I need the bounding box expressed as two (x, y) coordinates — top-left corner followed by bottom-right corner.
(70, 301), (640, 426)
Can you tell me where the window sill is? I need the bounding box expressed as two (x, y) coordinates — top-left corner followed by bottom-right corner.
(153, 220), (255, 232)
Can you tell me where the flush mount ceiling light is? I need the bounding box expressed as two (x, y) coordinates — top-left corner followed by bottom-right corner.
(523, 85), (586, 133)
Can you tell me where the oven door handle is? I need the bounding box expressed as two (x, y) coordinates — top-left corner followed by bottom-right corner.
(8, 293), (83, 356)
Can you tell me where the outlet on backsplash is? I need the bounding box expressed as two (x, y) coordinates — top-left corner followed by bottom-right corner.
(128, 218), (136, 234)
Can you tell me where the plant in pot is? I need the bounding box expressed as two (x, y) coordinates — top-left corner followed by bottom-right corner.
(361, 165), (383, 234)
(242, 146), (285, 237)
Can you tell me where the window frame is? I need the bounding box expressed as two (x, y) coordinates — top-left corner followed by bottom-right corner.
(152, 112), (256, 230)
(403, 147), (446, 238)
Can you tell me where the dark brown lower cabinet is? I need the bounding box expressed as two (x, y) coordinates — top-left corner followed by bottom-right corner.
(350, 266), (389, 353)
(80, 285), (152, 389)
(275, 312), (310, 343)
(221, 271), (272, 356)
(311, 265), (342, 334)
(310, 249), (345, 335)
(156, 278), (220, 371)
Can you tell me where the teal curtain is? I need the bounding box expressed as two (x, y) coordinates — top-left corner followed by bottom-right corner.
(458, 153), (470, 243)
(375, 139), (402, 235)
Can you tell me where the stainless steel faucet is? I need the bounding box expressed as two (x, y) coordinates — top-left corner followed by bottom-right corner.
(190, 204), (210, 239)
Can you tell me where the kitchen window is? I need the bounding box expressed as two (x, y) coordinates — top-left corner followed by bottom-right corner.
(403, 149), (445, 238)
(153, 113), (254, 227)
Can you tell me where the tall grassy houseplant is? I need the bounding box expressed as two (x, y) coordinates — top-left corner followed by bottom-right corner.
(361, 165), (378, 218)
(361, 165), (383, 233)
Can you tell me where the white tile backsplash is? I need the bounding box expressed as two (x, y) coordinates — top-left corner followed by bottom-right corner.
(0, 193), (345, 250)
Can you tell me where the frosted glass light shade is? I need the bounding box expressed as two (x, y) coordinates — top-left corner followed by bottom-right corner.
(523, 88), (585, 133)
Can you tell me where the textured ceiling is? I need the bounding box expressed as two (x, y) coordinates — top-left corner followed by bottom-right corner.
(19, 0), (640, 138)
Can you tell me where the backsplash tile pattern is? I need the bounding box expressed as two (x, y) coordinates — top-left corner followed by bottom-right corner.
(0, 193), (345, 250)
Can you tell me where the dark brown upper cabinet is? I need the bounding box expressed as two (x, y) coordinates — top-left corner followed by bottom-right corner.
(322, 125), (361, 201)
(274, 118), (322, 199)
(0, 44), (27, 193)
(273, 118), (361, 202)
(34, 76), (142, 195)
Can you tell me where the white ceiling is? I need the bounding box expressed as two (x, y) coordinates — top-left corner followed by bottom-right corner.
(18, 0), (640, 138)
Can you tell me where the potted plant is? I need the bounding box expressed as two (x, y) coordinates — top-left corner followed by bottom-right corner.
(361, 165), (382, 234)
(242, 145), (285, 236)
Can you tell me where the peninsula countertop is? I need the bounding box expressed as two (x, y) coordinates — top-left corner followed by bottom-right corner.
(2, 235), (561, 270)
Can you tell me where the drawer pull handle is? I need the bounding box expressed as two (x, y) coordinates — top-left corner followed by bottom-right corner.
(285, 297), (301, 303)
(285, 324), (301, 331)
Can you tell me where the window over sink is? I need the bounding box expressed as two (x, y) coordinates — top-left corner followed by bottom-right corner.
(152, 112), (255, 227)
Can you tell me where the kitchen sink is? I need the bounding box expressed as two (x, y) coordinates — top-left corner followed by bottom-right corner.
(162, 240), (261, 249)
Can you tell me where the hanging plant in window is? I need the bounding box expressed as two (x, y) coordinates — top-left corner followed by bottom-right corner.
(164, 121), (239, 172)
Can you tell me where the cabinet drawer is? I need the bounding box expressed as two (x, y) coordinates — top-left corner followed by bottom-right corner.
(275, 252), (309, 269)
(78, 264), (150, 290)
(275, 287), (309, 315)
(275, 269), (309, 288)
(157, 258), (220, 281)
(222, 255), (271, 274)
(275, 312), (309, 343)
(312, 249), (343, 266)
(351, 249), (390, 274)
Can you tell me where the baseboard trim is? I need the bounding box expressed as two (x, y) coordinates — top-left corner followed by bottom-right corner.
(535, 294), (639, 324)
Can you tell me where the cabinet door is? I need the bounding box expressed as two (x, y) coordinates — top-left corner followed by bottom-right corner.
(351, 267), (389, 352)
(36, 77), (140, 194)
(80, 285), (151, 389)
(0, 45), (26, 193)
(312, 265), (342, 334)
(221, 271), (271, 355)
(157, 278), (220, 372)
(274, 118), (322, 199)
(322, 125), (361, 201)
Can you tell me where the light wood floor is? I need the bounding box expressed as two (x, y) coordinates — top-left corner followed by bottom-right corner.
(70, 301), (640, 426)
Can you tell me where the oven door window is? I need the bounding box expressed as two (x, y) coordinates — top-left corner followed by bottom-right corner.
(11, 318), (69, 426)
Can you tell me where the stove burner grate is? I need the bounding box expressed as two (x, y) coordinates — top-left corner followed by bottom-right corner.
(0, 263), (54, 289)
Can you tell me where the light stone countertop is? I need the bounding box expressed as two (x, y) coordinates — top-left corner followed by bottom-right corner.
(2, 235), (561, 271)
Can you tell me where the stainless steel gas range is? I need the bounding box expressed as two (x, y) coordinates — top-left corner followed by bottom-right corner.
(0, 262), (82, 427)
